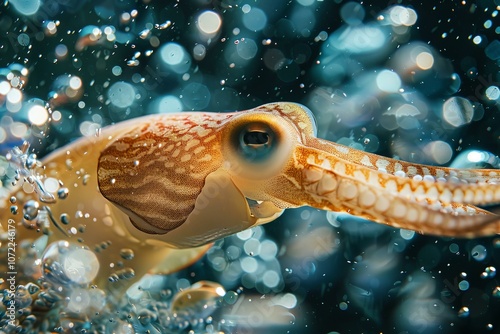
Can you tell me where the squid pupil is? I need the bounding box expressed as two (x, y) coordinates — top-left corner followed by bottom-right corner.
(243, 131), (269, 146)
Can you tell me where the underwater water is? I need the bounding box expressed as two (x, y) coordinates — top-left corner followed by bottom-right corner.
(0, 0), (500, 333)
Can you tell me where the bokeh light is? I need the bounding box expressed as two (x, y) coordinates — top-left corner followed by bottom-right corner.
(27, 101), (49, 126)
(107, 81), (136, 108)
(242, 6), (267, 32)
(376, 70), (401, 93)
(415, 51), (434, 69)
(442, 96), (474, 127)
(181, 83), (211, 110)
(159, 42), (191, 74)
(9, 0), (41, 16)
(340, 2), (365, 26)
(485, 86), (500, 100)
(197, 11), (222, 35)
(387, 6), (418, 26)
(149, 95), (183, 114)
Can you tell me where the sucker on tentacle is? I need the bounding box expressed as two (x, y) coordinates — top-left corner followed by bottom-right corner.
(297, 157), (497, 237)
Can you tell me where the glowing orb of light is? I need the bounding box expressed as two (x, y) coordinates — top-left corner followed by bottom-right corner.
(197, 11), (222, 35)
(108, 81), (136, 108)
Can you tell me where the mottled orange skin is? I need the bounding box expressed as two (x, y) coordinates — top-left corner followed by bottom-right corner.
(98, 113), (231, 234)
(0, 116), (211, 291)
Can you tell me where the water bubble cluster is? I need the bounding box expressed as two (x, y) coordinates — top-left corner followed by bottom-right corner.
(206, 226), (286, 294)
(7, 143), (56, 204)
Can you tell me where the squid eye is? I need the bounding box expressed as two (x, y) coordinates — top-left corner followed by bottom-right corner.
(234, 123), (277, 162)
(242, 131), (270, 146)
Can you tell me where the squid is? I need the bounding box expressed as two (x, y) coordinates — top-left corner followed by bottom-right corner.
(1, 102), (500, 289)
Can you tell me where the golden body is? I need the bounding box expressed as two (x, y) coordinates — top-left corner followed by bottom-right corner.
(1, 102), (500, 289)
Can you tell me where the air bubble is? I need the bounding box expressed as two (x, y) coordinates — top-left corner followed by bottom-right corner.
(26, 153), (38, 169)
(15, 285), (33, 308)
(116, 268), (135, 280)
(155, 20), (172, 30)
(485, 86), (500, 100)
(127, 59), (140, 67)
(108, 273), (119, 282)
(449, 243), (459, 253)
(63, 248), (100, 284)
(171, 281), (225, 320)
(42, 241), (74, 285)
(120, 248), (135, 260)
(60, 213), (70, 225)
(25, 282), (40, 295)
(223, 291), (238, 304)
(471, 244), (487, 261)
(58, 187), (69, 199)
(458, 306), (470, 318)
(482, 266), (496, 278)
(23, 200), (39, 220)
(139, 29), (151, 39)
(138, 309), (155, 325)
(161, 289), (173, 299)
(458, 280), (469, 291)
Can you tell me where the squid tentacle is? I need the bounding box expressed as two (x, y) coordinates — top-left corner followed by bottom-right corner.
(299, 161), (500, 237)
(302, 142), (500, 209)
(320, 142), (500, 184)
